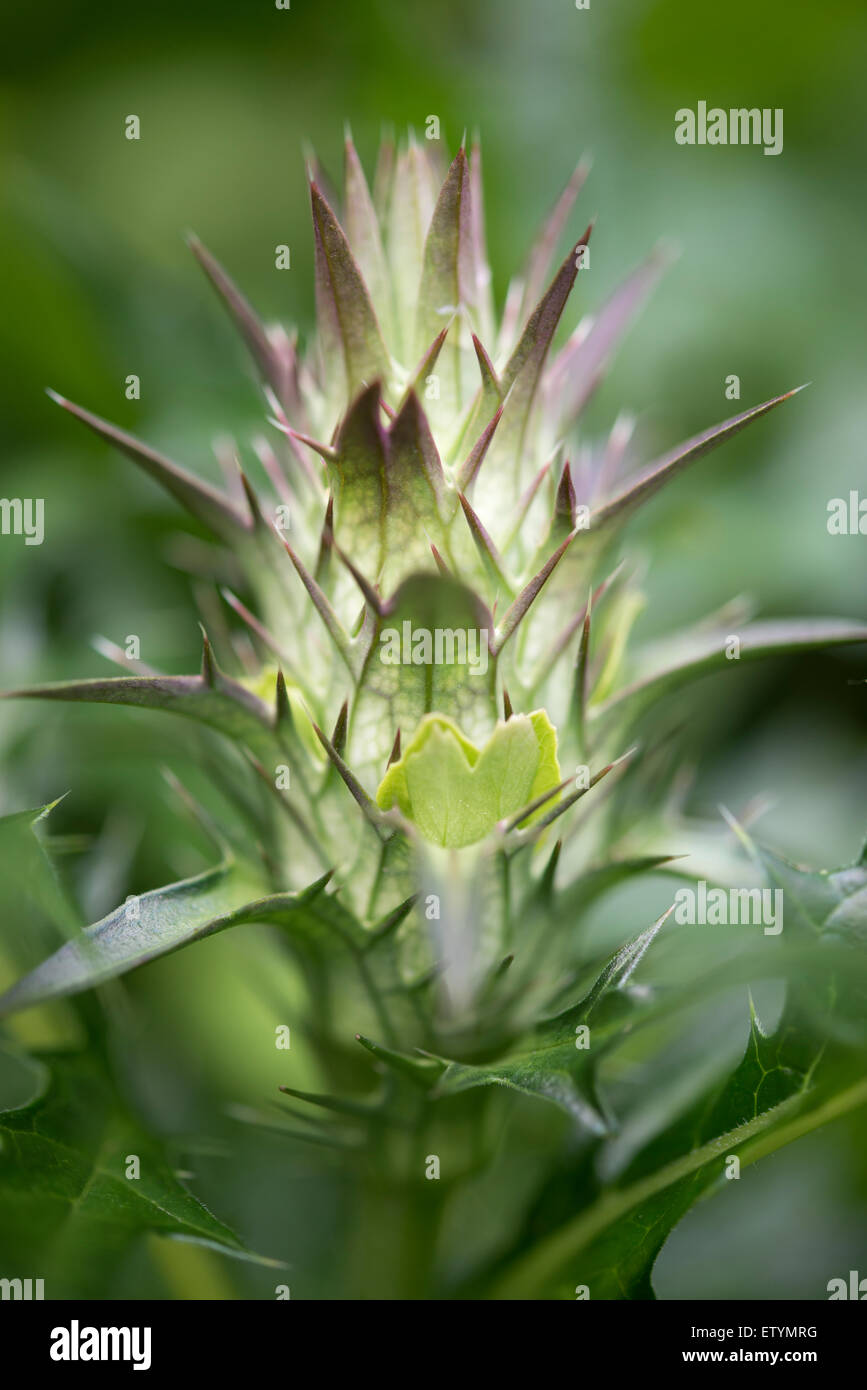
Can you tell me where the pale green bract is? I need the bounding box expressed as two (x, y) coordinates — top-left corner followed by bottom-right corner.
(376, 710), (561, 847)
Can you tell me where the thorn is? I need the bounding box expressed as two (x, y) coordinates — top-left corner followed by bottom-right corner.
(287, 428), (338, 464)
(239, 471), (265, 529)
(278, 1084), (377, 1119)
(313, 723), (388, 835)
(502, 776), (573, 833)
(573, 587), (593, 749)
(459, 492), (512, 592)
(386, 728), (401, 768)
(457, 403), (504, 493)
(354, 1034), (445, 1088)
(502, 687), (513, 720)
(494, 528), (575, 655)
(275, 668), (292, 728)
(555, 460), (576, 523)
(334, 545), (385, 616)
(199, 625), (217, 686)
(280, 536), (356, 676)
(430, 544), (451, 576)
(365, 892), (417, 946)
(331, 699), (349, 756)
(471, 334), (501, 397)
(220, 588), (293, 668)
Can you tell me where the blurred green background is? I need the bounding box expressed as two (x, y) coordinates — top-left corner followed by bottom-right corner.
(1, 0), (865, 1298)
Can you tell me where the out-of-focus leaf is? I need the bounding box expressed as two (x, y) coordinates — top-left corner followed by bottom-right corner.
(0, 858), (359, 1016)
(491, 1003), (867, 1299)
(188, 235), (299, 411)
(519, 159), (590, 329)
(595, 617), (867, 727)
(0, 1051), (278, 1296)
(0, 1043), (50, 1111)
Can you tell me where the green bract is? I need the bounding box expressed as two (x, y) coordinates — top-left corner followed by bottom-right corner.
(376, 710), (561, 847)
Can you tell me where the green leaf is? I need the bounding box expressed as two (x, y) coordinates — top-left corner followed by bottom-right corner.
(322, 384), (451, 589)
(0, 1050), (276, 1296)
(491, 1006), (867, 1299)
(0, 801), (80, 939)
(376, 710), (561, 849)
(596, 617), (867, 727)
(381, 390), (449, 589)
(0, 1044), (50, 1112)
(326, 381), (390, 575)
(0, 855), (266, 1016)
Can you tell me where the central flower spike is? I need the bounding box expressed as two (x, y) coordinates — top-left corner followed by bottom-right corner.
(376, 710), (561, 848)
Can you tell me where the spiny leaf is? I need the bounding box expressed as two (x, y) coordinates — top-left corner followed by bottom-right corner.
(0, 864), (367, 1018)
(591, 387), (806, 532)
(537, 907), (671, 1042)
(491, 1018), (867, 1299)
(327, 381), (389, 575)
(0, 1051), (278, 1296)
(3, 664), (288, 770)
(46, 393), (251, 540)
(0, 856), (265, 1016)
